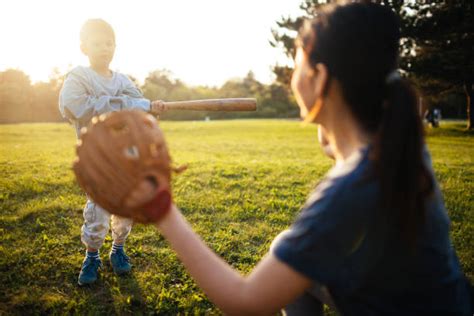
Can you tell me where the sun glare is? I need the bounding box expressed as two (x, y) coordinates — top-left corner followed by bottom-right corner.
(1, 0), (301, 86)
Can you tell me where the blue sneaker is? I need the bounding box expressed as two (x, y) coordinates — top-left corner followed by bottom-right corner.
(78, 256), (102, 286)
(109, 249), (132, 275)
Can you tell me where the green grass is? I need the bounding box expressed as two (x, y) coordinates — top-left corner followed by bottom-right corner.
(0, 120), (472, 315)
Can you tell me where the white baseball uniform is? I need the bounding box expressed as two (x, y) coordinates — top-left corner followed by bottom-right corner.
(59, 66), (150, 248)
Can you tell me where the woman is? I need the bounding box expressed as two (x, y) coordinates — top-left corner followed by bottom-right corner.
(128, 2), (472, 315)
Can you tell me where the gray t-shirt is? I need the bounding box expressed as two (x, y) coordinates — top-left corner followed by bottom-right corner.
(274, 147), (471, 315)
(59, 66), (150, 136)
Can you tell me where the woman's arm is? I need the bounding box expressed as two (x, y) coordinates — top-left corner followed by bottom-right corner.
(156, 205), (312, 315)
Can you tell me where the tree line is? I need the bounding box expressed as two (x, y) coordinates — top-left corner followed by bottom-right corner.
(271, 0), (473, 129)
(1, 0), (472, 127)
(0, 68), (297, 123)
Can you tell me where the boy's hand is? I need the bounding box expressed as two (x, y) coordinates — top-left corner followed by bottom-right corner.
(150, 100), (165, 115)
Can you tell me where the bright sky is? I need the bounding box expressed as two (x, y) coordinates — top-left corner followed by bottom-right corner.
(0, 0), (302, 87)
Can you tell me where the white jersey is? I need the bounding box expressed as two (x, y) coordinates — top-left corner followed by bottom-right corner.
(59, 66), (150, 136)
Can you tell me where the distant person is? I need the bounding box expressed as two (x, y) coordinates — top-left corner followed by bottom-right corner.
(59, 19), (164, 286)
(433, 108), (442, 126)
(83, 3), (472, 315)
(424, 107), (442, 127)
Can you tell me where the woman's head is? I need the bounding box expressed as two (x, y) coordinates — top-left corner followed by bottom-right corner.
(292, 2), (399, 129)
(293, 2), (433, 245)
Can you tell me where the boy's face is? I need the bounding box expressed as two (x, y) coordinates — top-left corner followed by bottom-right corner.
(81, 32), (115, 68)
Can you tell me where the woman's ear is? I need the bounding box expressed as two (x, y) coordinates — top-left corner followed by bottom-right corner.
(313, 63), (329, 99)
(301, 63), (329, 124)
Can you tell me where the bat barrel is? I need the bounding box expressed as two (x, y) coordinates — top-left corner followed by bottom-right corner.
(163, 98), (257, 111)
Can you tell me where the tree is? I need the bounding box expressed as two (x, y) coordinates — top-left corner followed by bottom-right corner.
(0, 69), (33, 123)
(400, 0), (474, 129)
(271, 0), (474, 128)
(141, 69), (176, 102)
(270, 1), (320, 89)
(31, 79), (62, 122)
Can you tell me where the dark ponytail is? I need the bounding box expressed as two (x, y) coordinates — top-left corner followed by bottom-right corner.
(299, 3), (434, 244)
(373, 77), (433, 245)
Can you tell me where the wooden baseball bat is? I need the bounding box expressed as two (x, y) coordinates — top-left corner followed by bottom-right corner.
(162, 98), (256, 111)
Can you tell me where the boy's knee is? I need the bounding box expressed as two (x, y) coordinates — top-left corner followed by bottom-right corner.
(81, 221), (110, 249)
(83, 201), (110, 225)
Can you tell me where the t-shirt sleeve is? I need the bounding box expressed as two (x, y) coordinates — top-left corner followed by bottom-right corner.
(273, 175), (384, 294)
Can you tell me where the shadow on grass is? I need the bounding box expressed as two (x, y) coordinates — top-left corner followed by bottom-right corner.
(1, 181), (82, 218)
(116, 271), (148, 313)
(76, 276), (117, 315)
(56, 264), (146, 315)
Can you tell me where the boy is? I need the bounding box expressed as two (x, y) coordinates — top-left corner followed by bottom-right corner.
(59, 19), (163, 285)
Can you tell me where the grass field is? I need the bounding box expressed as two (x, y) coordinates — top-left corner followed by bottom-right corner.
(0, 120), (472, 315)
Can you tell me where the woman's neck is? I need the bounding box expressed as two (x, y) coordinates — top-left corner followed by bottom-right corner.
(329, 123), (368, 164)
(321, 98), (370, 164)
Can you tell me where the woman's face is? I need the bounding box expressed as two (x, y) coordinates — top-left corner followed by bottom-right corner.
(291, 47), (319, 120)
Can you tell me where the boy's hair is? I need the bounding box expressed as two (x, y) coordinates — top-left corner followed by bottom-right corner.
(80, 19), (115, 44)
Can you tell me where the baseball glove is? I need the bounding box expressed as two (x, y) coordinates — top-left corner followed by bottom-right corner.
(73, 110), (179, 223)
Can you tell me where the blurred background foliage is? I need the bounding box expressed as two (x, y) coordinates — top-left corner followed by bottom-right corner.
(0, 0), (472, 127)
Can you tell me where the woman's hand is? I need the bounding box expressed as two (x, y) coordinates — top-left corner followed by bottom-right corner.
(124, 179), (157, 209)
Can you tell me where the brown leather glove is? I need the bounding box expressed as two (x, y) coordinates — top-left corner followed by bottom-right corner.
(73, 110), (173, 223)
